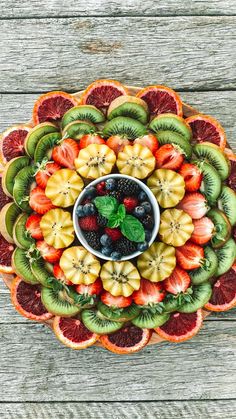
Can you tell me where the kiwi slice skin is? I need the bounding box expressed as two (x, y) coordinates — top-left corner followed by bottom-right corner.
(31, 258), (54, 288)
(0, 202), (21, 242)
(207, 209), (231, 248)
(215, 238), (236, 277)
(2, 156), (30, 197)
(61, 105), (105, 129)
(41, 287), (80, 317)
(150, 114), (192, 142)
(156, 130), (192, 159)
(194, 143), (230, 181)
(13, 213), (35, 249)
(131, 309), (170, 329)
(218, 186), (236, 226)
(97, 302), (140, 322)
(196, 161), (221, 205)
(103, 116), (147, 140)
(108, 103), (148, 125)
(25, 123), (59, 158)
(62, 120), (96, 140)
(179, 282), (212, 313)
(12, 248), (39, 284)
(13, 166), (36, 213)
(34, 132), (61, 163)
(81, 309), (124, 334)
(190, 246), (218, 285)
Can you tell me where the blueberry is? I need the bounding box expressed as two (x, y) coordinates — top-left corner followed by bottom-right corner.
(76, 205), (84, 217)
(100, 234), (112, 247)
(145, 230), (152, 242)
(111, 251), (122, 260)
(133, 206), (146, 219)
(101, 246), (113, 256)
(137, 241), (149, 252)
(84, 186), (96, 199)
(105, 178), (116, 191)
(83, 203), (96, 215)
(141, 201), (152, 214)
(138, 191), (147, 201)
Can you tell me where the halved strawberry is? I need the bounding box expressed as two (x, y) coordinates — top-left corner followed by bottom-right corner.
(176, 241), (204, 270)
(106, 136), (132, 155)
(76, 278), (103, 296)
(52, 138), (80, 169)
(134, 134), (159, 155)
(36, 240), (62, 263)
(191, 217), (214, 245)
(79, 134), (105, 149)
(179, 163), (202, 192)
(53, 264), (72, 285)
(35, 162), (61, 189)
(25, 214), (43, 240)
(101, 291), (132, 308)
(163, 266), (191, 295)
(155, 144), (184, 170)
(132, 278), (166, 306)
(29, 187), (55, 215)
(177, 192), (209, 219)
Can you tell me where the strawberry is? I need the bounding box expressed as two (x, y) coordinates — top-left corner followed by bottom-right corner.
(96, 181), (106, 195)
(53, 264), (72, 285)
(133, 278), (166, 306)
(29, 187), (55, 215)
(106, 136), (132, 155)
(25, 214), (43, 240)
(191, 217), (214, 245)
(36, 240), (63, 263)
(155, 144), (184, 170)
(104, 227), (122, 241)
(176, 241), (204, 270)
(52, 138), (79, 169)
(163, 266), (191, 295)
(79, 134), (105, 149)
(123, 196), (138, 213)
(177, 192), (209, 219)
(101, 291), (132, 308)
(179, 163), (202, 192)
(79, 215), (99, 231)
(35, 162), (61, 189)
(76, 278), (103, 296)
(134, 134), (159, 155)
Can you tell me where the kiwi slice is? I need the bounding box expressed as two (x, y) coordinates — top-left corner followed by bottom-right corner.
(195, 161), (221, 205)
(13, 213), (35, 249)
(132, 309), (170, 329)
(2, 156), (30, 197)
(34, 132), (61, 163)
(81, 308), (124, 334)
(156, 130), (192, 159)
(103, 116), (147, 140)
(13, 166), (36, 213)
(62, 120), (96, 140)
(12, 247), (39, 284)
(25, 123), (59, 158)
(190, 246), (218, 285)
(207, 209), (231, 248)
(61, 105), (105, 129)
(163, 298), (183, 313)
(108, 103), (148, 124)
(194, 143), (230, 180)
(31, 258), (55, 288)
(215, 238), (236, 277)
(41, 287), (80, 317)
(97, 302), (140, 322)
(0, 202), (21, 243)
(218, 186), (236, 226)
(150, 114), (192, 142)
(179, 282), (212, 313)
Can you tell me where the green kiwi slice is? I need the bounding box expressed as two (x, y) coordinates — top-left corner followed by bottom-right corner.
(62, 120), (96, 140)
(12, 247), (39, 284)
(178, 282), (212, 313)
(207, 209), (231, 248)
(41, 287), (80, 317)
(156, 130), (192, 159)
(13, 166), (36, 213)
(61, 105), (105, 129)
(194, 161), (221, 205)
(215, 238), (236, 277)
(150, 114), (192, 142)
(34, 132), (61, 163)
(13, 213), (35, 249)
(108, 103), (148, 124)
(25, 123), (59, 158)
(163, 298), (183, 313)
(2, 156), (30, 197)
(97, 302), (140, 322)
(81, 308), (124, 334)
(31, 258), (55, 288)
(190, 246), (218, 285)
(131, 309), (170, 329)
(103, 116), (147, 140)
(0, 202), (21, 243)
(218, 186), (236, 226)
(194, 143), (230, 180)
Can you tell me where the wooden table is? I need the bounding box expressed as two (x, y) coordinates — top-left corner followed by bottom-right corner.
(0, 2), (236, 418)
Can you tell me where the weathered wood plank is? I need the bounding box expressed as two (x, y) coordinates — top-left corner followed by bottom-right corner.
(0, 321), (235, 401)
(0, 17), (235, 92)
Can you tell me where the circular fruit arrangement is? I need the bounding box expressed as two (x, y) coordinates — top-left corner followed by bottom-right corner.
(1, 80), (236, 354)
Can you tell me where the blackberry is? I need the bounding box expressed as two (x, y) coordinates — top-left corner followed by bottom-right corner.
(142, 215), (154, 230)
(84, 231), (101, 251)
(109, 190), (123, 202)
(117, 179), (140, 196)
(97, 214), (107, 228)
(115, 237), (137, 256)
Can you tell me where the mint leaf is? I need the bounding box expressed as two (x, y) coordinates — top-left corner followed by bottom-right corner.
(94, 196), (118, 218)
(107, 214), (120, 228)
(121, 215), (145, 242)
(117, 204), (126, 221)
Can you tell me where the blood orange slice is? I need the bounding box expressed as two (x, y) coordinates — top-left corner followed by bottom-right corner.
(136, 85), (183, 117)
(0, 233), (14, 273)
(0, 125), (30, 163)
(186, 114), (226, 150)
(99, 325), (152, 354)
(53, 316), (98, 350)
(11, 277), (53, 321)
(0, 177), (11, 210)
(81, 79), (128, 112)
(32, 91), (78, 125)
(204, 264), (236, 311)
(155, 309), (203, 343)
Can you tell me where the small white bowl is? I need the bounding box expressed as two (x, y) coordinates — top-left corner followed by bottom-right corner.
(73, 174), (160, 261)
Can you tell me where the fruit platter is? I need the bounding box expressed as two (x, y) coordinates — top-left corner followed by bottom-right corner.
(0, 79), (236, 355)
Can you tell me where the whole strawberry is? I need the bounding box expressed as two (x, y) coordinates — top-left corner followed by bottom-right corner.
(123, 196), (138, 213)
(79, 215), (99, 231)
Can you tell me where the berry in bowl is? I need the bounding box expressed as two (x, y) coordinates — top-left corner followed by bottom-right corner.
(73, 174), (160, 261)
